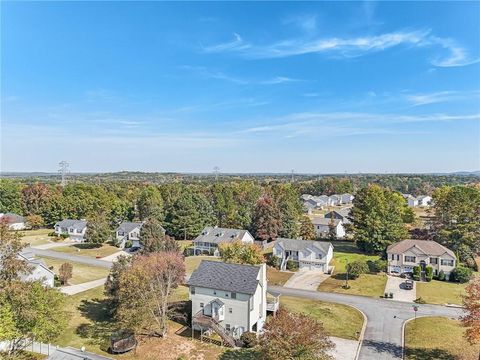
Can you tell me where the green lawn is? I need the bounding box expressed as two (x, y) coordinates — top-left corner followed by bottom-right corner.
(51, 244), (120, 259)
(405, 316), (480, 360)
(266, 266), (293, 286)
(416, 280), (467, 305)
(185, 255), (221, 274)
(40, 257), (110, 285)
(177, 240), (193, 251)
(20, 228), (56, 247)
(281, 296), (364, 340)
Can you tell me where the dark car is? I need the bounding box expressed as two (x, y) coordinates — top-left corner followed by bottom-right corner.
(404, 280), (414, 290)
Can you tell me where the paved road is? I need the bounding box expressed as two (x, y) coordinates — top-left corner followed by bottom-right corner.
(269, 285), (464, 360)
(26, 247), (113, 269)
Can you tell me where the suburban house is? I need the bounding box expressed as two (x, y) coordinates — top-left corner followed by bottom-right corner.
(340, 193), (354, 204)
(387, 239), (456, 280)
(407, 196), (419, 207)
(18, 250), (55, 287)
(328, 195), (341, 206)
(311, 217), (346, 239)
(301, 194), (313, 201)
(273, 238), (334, 272)
(115, 221), (149, 248)
(403, 194), (432, 208)
(54, 219), (87, 241)
(417, 195), (432, 207)
(193, 227), (254, 256)
(303, 198), (321, 214)
(187, 260), (276, 346)
(324, 208), (351, 224)
(0, 213), (26, 230)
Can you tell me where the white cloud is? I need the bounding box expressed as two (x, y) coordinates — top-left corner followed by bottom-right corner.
(405, 90), (480, 106)
(201, 33), (251, 53)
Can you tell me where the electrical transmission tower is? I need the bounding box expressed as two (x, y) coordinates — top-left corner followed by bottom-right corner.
(213, 166), (220, 181)
(58, 161), (69, 187)
(291, 169), (295, 183)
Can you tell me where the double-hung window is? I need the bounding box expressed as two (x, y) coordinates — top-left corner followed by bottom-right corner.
(404, 256), (416, 263)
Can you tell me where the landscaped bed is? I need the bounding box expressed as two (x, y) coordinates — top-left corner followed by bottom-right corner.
(51, 243), (120, 258)
(405, 316), (480, 360)
(40, 257), (110, 285)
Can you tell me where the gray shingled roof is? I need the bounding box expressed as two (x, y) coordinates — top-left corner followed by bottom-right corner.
(387, 239), (455, 258)
(275, 238), (332, 253)
(193, 227), (252, 244)
(325, 208), (351, 220)
(187, 260), (260, 294)
(311, 217), (341, 226)
(1, 212), (25, 224)
(55, 219), (87, 231)
(116, 221), (144, 233)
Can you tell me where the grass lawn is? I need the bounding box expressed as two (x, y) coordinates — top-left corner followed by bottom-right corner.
(266, 266), (293, 286)
(51, 244), (120, 259)
(405, 316), (480, 360)
(40, 257), (110, 285)
(177, 239), (193, 251)
(185, 255), (221, 274)
(19, 228), (56, 247)
(281, 296), (364, 340)
(416, 280), (467, 305)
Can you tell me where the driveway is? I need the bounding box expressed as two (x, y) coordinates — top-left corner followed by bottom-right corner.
(384, 276), (416, 303)
(284, 270), (330, 291)
(329, 337), (358, 360)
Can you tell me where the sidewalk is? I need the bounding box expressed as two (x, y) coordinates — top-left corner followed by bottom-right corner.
(60, 277), (108, 295)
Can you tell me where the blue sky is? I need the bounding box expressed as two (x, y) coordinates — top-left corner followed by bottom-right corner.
(1, 1), (479, 173)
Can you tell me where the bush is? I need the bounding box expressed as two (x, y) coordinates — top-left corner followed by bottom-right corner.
(267, 255), (280, 269)
(286, 260), (298, 271)
(346, 260), (368, 279)
(450, 266), (473, 283)
(412, 266), (421, 281)
(60, 233), (69, 239)
(368, 259), (387, 273)
(240, 331), (257, 348)
(425, 266), (433, 282)
(438, 270), (446, 281)
(48, 231), (57, 237)
(414, 297), (426, 304)
(124, 240), (133, 248)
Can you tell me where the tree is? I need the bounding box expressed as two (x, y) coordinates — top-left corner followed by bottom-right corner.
(137, 186), (164, 221)
(140, 217), (179, 253)
(451, 266), (473, 283)
(0, 221), (29, 283)
(85, 215), (111, 244)
(346, 260), (368, 280)
(219, 241), (264, 265)
(0, 179), (23, 214)
(116, 252), (185, 337)
(350, 185), (408, 254)
(259, 307), (334, 360)
(299, 216), (316, 240)
(104, 255), (132, 314)
(328, 215), (337, 241)
(274, 184), (302, 239)
(462, 276), (480, 345)
(21, 182), (51, 216)
(26, 214), (44, 229)
(252, 195), (281, 241)
(0, 298), (19, 343)
(58, 262), (73, 285)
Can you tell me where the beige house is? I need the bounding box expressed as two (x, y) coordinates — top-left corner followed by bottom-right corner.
(387, 239), (456, 280)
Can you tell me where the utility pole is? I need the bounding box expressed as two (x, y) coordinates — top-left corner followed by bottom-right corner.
(213, 166), (220, 181)
(58, 161), (69, 187)
(291, 169), (295, 183)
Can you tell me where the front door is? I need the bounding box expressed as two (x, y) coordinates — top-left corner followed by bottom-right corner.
(420, 260), (426, 272)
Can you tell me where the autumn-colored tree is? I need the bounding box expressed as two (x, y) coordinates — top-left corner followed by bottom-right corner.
(116, 252), (185, 337)
(21, 182), (51, 216)
(0, 220), (30, 283)
(462, 276), (480, 345)
(58, 262), (73, 285)
(85, 214), (111, 244)
(26, 214), (44, 229)
(140, 217), (179, 253)
(252, 195), (282, 241)
(104, 255), (132, 314)
(259, 307), (334, 360)
(219, 241), (264, 265)
(299, 216), (316, 240)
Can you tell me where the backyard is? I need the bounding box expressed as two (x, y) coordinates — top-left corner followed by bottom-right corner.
(40, 257), (110, 285)
(405, 316), (480, 360)
(266, 266), (293, 286)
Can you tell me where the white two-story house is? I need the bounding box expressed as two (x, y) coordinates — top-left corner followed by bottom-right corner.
(387, 239), (456, 280)
(54, 219), (87, 242)
(115, 221), (147, 248)
(193, 227), (254, 256)
(188, 260), (272, 345)
(311, 217), (346, 239)
(18, 250), (55, 287)
(273, 238), (334, 272)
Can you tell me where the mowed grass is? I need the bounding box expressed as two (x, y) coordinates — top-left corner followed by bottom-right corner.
(40, 257), (110, 285)
(416, 280), (468, 305)
(19, 228), (56, 246)
(405, 317), (480, 360)
(52, 244), (120, 259)
(266, 266), (293, 286)
(318, 241), (387, 297)
(281, 296), (364, 340)
(177, 240), (193, 251)
(185, 255), (221, 274)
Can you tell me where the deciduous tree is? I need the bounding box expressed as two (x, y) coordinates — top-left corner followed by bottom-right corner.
(58, 262), (73, 285)
(140, 217), (179, 253)
(137, 186), (164, 221)
(462, 276), (480, 345)
(85, 215), (111, 244)
(26, 214), (44, 229)
(0, 221), (29, 283)
(252, 195), (281, 241)
(219, 241), (264, 265)
(104, 255), (132, 314)
(299, 216), (316, 240)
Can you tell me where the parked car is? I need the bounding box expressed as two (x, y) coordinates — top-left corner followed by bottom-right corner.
(404, 280), (414, 290)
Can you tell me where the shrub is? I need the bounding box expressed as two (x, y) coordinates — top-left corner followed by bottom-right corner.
(240, 331), (258, 348)
(346, 260), (368, 279)
(425, 266), (433, 282)
(124, 240), (133, 248)
(414, 297), (426, 304)
(389, 292), (393, 299)
(60, 233), (69, 239)
(412, 266), (421, 281)
(267, 255), (280, 269)
(451, 266), (473, 283)
(438, 270), (446, 281)
(370, 259), (387, 273)
(48, 231), (57, 237)
(286, 260), (298, 271)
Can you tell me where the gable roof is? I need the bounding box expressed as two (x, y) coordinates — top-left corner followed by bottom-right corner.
(387, 239), (455, 258)
(187, 260), (261, 295)
(311, 217), (341, 226)
(325, 208), (351, 220)
(116, 221), (144, 233)
(193, 227), (252, 244)
(55, 219), (87, 231)
(0, 212), (25, 224)
(275, 238), (332, 253)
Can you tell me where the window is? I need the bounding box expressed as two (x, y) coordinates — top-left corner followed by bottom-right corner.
(249, 298), (254, 311)
(316, 253), (323, 259)
(441, 259), (454, 266)
(118, 231), (124, 236)
(397, 255), (400, 261)
(213, 290), (217, 295)
(231, 292), (236, 299)
(404, 256), (416, 263)
(430, 258), (438, 265)
(225, 324), (231, 331)
(391, 254), (394, 260)
(229, 308), (232, 314)
(200, 302), (204, 308)
(190, 286), (195, 295)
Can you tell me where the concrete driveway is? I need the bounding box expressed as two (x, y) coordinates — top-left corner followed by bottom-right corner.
(330, 337), (359, 360)
(284, 270), (330, 291)
(384, 276), (416, 303)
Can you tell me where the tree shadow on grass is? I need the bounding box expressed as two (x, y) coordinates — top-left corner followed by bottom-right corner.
(405, 348), (455, 360)
(219, 348), (261, 360)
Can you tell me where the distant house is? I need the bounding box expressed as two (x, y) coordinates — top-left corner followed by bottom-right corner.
(407, 196), (419, 207)
(193, 227), (254, 256)
(54, 219), (87, 242)
(417, 196), (432, 207)
(18, 250), (55, 287)
(273, 238), (334, 272)
(340, 193), (354, 204)
(311, 217), (346, 239)
(328, 195), (341, 206)
(324, 208), (351, 224)
(115, 221), (150, 248)
(387, 239), (456, 280)
(301, 194), (313, 201)
(188, 260), (273, 344)
(303, 199), (319, 214)
(0, 213), (26, 230)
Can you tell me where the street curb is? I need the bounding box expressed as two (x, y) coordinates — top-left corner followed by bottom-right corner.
(401, 315), (428, 359)
(351, 305), (367, 360)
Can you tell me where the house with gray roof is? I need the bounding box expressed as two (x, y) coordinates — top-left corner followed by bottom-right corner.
(273, 238), (334, 272)
(115, 221), (153, 248)
(187, 260), (272, 344)
(387, 239), (456, 279)
(325, 208), (352, 224)
(193, 227), (254, 256)
(54, 219), (87, 242)
(311, 217), (346, 239)
(0, 212), (26, 230)
(340, 193), (354, 204)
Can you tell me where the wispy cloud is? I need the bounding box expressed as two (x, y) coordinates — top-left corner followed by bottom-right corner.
(202, 29), (479, 67)
(282, 14), (317, 34)
(405, 90), (480, 106)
